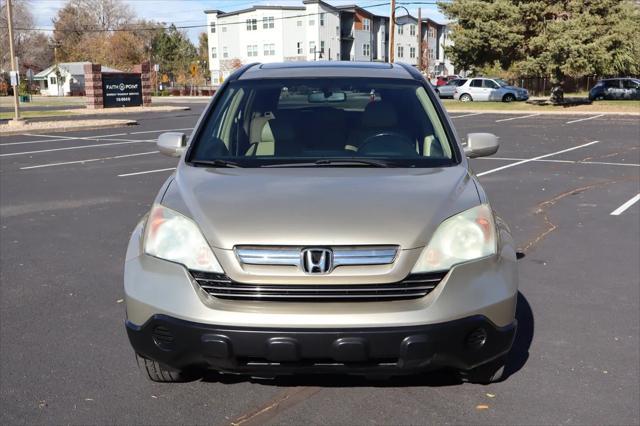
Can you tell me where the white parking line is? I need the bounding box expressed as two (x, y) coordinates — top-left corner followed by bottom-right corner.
(451, 113), (483, 119)
(476, 140), (600, 177)
(0, 139), (154, 157)
(128, 127), (193, 135)
(0, 137), (76, 146)
(610, 194), (640, 216)
(495, 113), (539, 123)
(20, 151), (159, 170)
(118, 167), (176, 177)
(479, 156), (640, 168)
(566, 114), (605, 124)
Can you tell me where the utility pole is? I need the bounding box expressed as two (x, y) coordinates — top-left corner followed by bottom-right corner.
(6, 0), (22, 123)
(389, 0), (395, 62)
(417, 8), (422, 72)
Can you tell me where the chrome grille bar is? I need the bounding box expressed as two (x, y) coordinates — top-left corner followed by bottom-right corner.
(190, 271), (446, 302)
(235, 246), (398, 267)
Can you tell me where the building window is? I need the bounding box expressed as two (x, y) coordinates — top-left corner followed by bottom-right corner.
(50, 76), (57, 84)
(363, 18), (370, 31)
(263, 43), (275, 56)
(309, 41), (316, 54)
(211, 47), (217, 58)
(297, 20), (303, 27)
(223, 46), (228, 58)
(309, 18), (315, 26)
(336, 26), (339, 36)
(363, 43), (370, 57)
(429, 48), (434, 59)
(410, 25), (415, 36)
(297, 42), (303, 55)
(246, 19), (257, 31)
(320, 41), (325, 54)
(397, 45), (403, 58)
(247, 45), (258, 57)
(263, 16), (274, 29)
(222, 26), (227, 32)
(410, 47), (416, 58)
(210, 22), (216, 33)
(320, 13), (325, 26)
(398, 25), (403, 35)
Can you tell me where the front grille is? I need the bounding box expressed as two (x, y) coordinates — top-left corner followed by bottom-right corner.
(190, 271), (447, 302)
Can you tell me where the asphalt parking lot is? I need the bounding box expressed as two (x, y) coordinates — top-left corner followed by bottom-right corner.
(1, 105), (638, 425)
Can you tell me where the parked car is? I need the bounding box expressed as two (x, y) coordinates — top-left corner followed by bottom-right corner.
(436, 78), (468, 99)
(125, 62), (518, 384)
(589, 78), (640, 100)
(454, 78), (529, 102)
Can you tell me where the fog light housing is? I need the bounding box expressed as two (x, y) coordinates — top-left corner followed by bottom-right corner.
(466, 328), (487, 350)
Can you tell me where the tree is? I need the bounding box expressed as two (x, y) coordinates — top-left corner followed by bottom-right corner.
(1, 1), (53, 72)
(151, 24), (197, 81)
(198, 31), (209, 70)
(439, 0), (640, 80)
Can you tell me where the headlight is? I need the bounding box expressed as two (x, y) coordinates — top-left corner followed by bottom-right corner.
(412, 204), (496, 273)
(144, 204), (223, 273)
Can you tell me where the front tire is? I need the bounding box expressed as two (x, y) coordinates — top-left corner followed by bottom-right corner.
(136, 354), (193, 382)
(459, 93), (472, 102)
(458, 355), (507, 384)
(502, 93), (515, 103)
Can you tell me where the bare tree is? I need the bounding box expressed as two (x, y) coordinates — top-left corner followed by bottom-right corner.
(1, 0), (53, 72)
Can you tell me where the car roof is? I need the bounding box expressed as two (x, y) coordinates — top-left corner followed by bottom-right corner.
(238, 61), (417, 80)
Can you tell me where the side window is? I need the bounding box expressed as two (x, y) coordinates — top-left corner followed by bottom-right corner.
(470, 79), (482, 88)
(484, 80), (499, 89)
(622, 79), (639, 89)
(457, 79), (467, 86)
(604, 80), (620, 89)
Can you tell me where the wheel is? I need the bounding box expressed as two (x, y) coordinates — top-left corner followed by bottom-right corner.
(136, 354), (193, 382)
(502, 93), (515, 103)
(459, 93), (472, 102)
(458, 355), (507, 384)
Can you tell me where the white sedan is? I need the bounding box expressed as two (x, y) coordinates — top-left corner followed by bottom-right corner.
(453, 78), (529, 102)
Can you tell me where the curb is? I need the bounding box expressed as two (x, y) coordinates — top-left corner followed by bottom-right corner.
(445, 109), (640, 116)
(0, 120), (138, 136)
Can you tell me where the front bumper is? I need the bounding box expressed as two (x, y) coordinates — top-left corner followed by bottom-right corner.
(127, 314), (517, 375)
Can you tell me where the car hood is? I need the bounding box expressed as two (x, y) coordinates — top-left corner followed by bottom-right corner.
(162, 165), (480, 250)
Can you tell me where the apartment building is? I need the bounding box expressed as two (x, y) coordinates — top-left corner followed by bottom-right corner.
(335, 5), (387, 62)
(206, 0), (341, 84)
(205, 1), (454, 84)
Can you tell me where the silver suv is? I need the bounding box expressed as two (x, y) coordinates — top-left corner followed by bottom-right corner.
(454, 77), (529, 102)
(125, 62), (518, 383)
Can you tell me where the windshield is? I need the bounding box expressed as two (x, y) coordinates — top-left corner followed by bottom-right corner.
(189, 78), (456, 168)
(495, 79), (510, 87)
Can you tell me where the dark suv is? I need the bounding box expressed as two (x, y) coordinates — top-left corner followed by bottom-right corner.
(589, 78), (640, 100)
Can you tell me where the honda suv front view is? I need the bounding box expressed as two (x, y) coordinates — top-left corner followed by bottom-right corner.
(124, 62), (518, 383)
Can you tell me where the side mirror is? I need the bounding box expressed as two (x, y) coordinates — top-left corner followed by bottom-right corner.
(464, 133), (499, 158)
(157, 132), (187, 157)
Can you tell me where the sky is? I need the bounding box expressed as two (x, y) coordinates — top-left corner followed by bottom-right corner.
(29, 0), (447, 43)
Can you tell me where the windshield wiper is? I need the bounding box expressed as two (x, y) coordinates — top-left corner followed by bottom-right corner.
(314, 159), (392, 167)
(262, 158), (394, 168)
(190, 159), (244, 168)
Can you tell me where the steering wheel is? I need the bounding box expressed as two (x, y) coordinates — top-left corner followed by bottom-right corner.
(358, 132), (417, 156)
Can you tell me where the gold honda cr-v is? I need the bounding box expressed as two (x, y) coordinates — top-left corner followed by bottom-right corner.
(125, 62), (518, 383)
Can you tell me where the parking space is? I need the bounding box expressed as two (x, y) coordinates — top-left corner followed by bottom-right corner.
(1, 109), (638, 424)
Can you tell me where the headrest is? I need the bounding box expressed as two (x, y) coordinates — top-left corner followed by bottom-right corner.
(361, 101), (398, 128)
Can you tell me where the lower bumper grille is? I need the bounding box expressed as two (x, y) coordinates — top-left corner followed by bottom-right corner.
(189, 271), (447, 302)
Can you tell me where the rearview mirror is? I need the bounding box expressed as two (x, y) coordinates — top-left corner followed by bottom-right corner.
(157, 132), (187, 157)
(464, 133), (499, 158)
(308, 91), (347, 103)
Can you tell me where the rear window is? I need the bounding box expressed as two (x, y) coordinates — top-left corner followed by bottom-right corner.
(189, 78), (457, 168)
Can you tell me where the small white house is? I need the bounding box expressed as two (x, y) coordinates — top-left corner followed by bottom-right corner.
(33, 62), (120, 96)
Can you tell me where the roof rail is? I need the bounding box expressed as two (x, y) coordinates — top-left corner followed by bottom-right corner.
(395, 62), (425, 82)
(227, 63), (260, 81)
